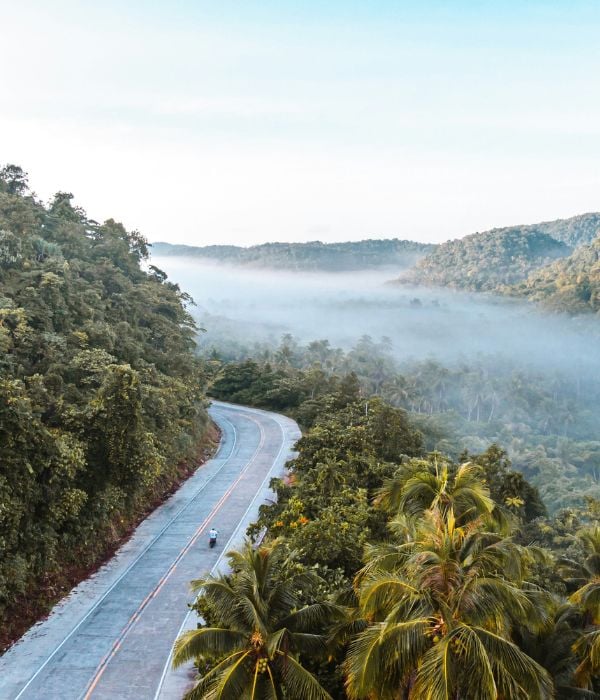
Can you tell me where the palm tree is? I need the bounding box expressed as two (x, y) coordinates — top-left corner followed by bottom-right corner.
(561, 525), (600, 600)
(573, 630), (600, 692)
(173, 540), (337, 699)
(375, 456), (497, 525)
(344, 507), (554, 699)
(516, 602), (599, 699)
(560, 526), (600, 692)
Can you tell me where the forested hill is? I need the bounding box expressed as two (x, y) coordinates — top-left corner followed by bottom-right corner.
(510, 234), (600, 313)
(0, 165), (208, 642)
(391, 212), (600, 314)
(152, 238), (433, 271)
(532, 212), (600, 248)
(396, 227), (571, 291)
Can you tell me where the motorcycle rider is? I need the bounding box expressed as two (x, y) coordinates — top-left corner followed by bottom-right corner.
(209, 527), (218, 548)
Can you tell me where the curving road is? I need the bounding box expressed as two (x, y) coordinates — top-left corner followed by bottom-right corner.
(0, 401), (301, 700)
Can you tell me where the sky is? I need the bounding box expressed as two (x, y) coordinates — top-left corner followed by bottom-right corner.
(1, 0), (599, 246)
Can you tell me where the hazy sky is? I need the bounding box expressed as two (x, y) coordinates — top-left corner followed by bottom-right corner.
(1, 1), (599, 246)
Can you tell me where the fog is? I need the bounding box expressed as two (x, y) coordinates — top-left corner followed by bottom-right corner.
(152, 256), (600, 378)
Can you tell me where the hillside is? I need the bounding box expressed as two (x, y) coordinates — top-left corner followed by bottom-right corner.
(152, 238), (433, 271)
(533, 212), (600, 248)
(510, 235), (600, 313)
(0, 165), (208, 638)
(396, 227), (570, 291)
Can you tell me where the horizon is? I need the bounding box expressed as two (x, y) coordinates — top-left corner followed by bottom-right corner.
(3, 3), (600, 692)
(150, 209), (599, 248)
(2, 0), (599, 246)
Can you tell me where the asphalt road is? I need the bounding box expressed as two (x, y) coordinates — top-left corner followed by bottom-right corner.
(0, 401), (301, 700)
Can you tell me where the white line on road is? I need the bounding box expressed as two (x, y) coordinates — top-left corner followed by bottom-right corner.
(81, 411), (267, 699)
(152, 411), (289, 700)
(13, 411), (238, 700)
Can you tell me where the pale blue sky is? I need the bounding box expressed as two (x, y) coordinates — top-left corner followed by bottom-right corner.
(1, 1), (599, 245)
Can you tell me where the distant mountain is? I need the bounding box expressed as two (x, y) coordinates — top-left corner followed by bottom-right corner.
(530, 212), (600, 248)
(151, 239), (433, 271)
(396, 227), (571, 292)
(510, 235), (600, 314)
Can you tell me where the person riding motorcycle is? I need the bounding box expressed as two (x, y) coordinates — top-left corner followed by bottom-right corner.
(209, 527), (218, 548)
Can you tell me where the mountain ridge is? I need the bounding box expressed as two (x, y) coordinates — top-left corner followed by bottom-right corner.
(151, 238), (433, 271)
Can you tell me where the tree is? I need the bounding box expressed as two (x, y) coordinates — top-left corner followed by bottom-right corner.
(85, 365), (164, 501)
(0, 164), (208, 643)
(468, 445), (546, 522)
(375, 455), (497, 525)
(173, 541), (336, 699)
(561, 526), (600, 692)
(345, 507), (554, 699)
(0, 164), (29, 195)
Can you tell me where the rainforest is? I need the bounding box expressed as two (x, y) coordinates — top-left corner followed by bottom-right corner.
(0, 166), (211, 648)
(149, 210), (600, 698)
(3, 161), (600, 697)
(4, 2), (600, 697)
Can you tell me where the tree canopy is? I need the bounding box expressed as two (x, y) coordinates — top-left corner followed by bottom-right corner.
(0, 165), (208, 642)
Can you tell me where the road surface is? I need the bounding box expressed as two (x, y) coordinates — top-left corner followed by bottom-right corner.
(0, 401), (300, 700)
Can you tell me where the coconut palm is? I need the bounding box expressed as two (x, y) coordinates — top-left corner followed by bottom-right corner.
(345, 507), (554, 699)
(573, 630), (600, 692)
(516, 602), (599, 699)
(560, 526), (600, 692)
(561, 525), (600, 602)
(375, 456), (497, 525)
(172, 540), (338, 699)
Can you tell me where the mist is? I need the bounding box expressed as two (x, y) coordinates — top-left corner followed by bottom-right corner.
(152, 256), (600, 378)
(149, 254), (600, 510)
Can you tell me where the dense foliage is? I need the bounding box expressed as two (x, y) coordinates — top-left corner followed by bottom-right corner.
(398, 228), (570, 291)
(392, 213), (600, 316)
(152, 239), (432, 271)
(0, 165), (208, 631)
(181, 370), (600, 698)
(511, 236), (600, 314)
(206, 335), (600, 513)
(174, 542), (339, 699)
(530, 212), (600, 248)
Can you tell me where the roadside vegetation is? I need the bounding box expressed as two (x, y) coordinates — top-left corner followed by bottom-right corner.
(205, 335), (600, 513)
(0, 165), (210, 648)
(161, 212), (600, 697)
(178, 368), (600, 698)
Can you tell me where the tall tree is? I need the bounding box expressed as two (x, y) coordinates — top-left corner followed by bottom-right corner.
(345, 507), (554, 699)
(173, 541), (338, 700)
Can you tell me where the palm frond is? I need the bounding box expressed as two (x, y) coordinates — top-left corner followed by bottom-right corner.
(207, 649), (253, 699)
(411, 636), (456, 700)
(344, 622), (387, 699)
(359, 574), (420, 616)
(574, 628), (600, 688)
(278, 653), (333, 700)
(182, 651), (248, 700)
(449, 625), (498, 700)
(199, 579), (267, 635)
(345, 619), (429, 699)
(172, 628), (247, 668)
(474, 626), (554, 700)
(288, 631), (328, 656)
(556, 685), (600, 699)
(278, 601), (344, 632)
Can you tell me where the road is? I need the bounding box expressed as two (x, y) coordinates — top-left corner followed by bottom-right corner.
(0, 401), (301, 700)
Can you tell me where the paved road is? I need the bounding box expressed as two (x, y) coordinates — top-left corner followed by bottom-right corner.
(0, 402), (300, 700)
